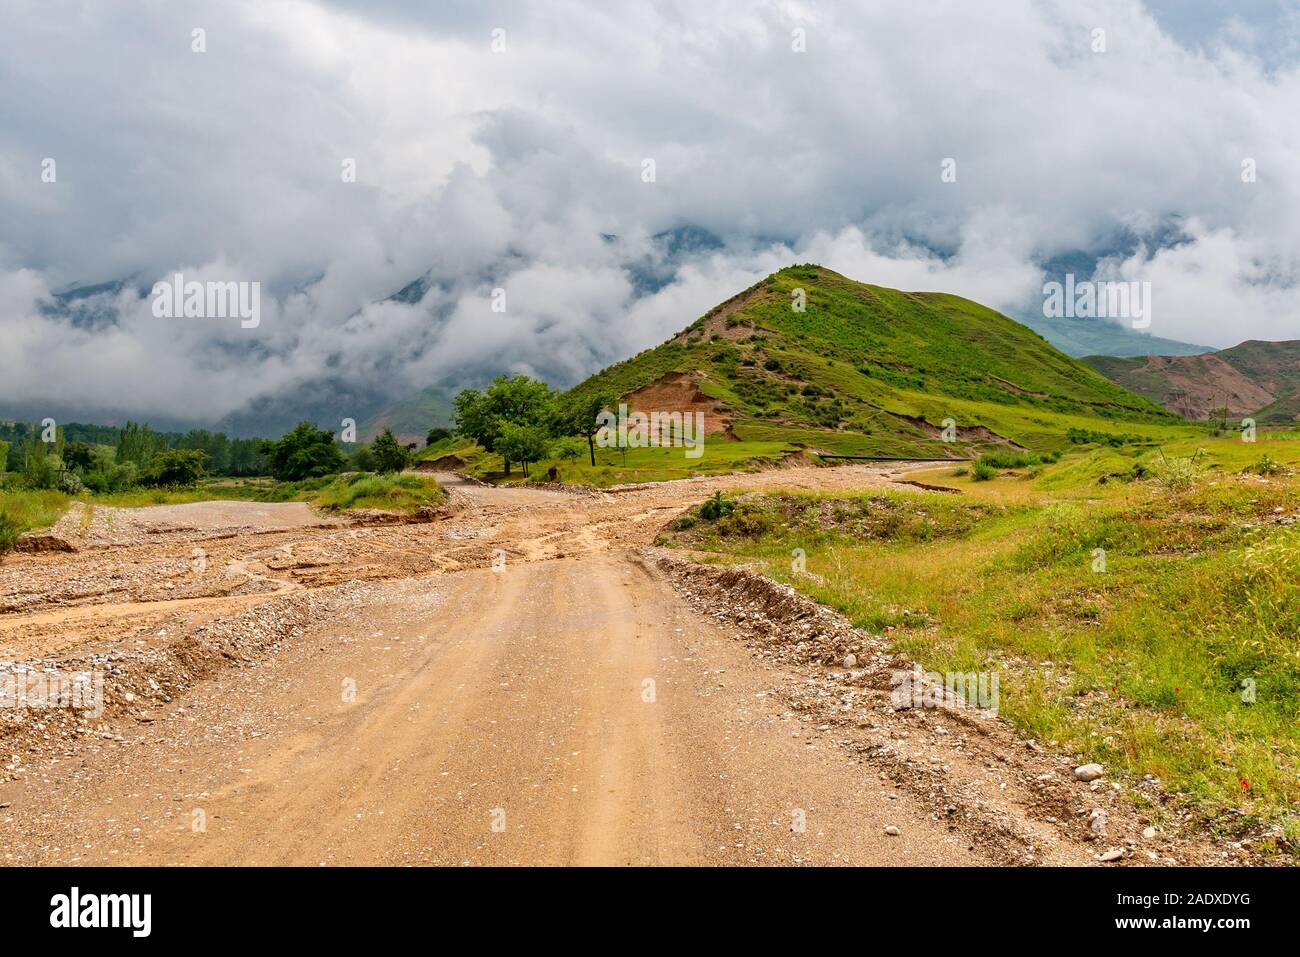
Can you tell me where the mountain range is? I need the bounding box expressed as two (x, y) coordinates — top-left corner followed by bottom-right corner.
(1083, 340), (1300, 423)
(1016, 313), (1212, 358)
(13, 263), (1280, 446)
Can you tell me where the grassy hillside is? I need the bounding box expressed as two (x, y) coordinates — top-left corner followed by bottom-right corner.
(659, 430), (1300, 850)
(571, 265), (1186, 461)
(359, 385), (454, 445)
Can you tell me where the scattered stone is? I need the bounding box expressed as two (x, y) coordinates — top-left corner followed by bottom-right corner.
(883, 825), (900, 836)
(843, 654), (858, 669)
(1074, 763), (1104, 782)
(1097, 847), (1124, 862)
(1142, 826), (1157, 840)
(1088, 809), (1107, 838)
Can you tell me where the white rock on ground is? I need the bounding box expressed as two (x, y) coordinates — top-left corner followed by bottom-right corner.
(1074, 763), (1104, 782)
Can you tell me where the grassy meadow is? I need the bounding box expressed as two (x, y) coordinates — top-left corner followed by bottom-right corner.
(657, 429), (1300, 853)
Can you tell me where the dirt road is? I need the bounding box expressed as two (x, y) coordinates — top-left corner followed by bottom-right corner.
(0, 465), (1212, 866)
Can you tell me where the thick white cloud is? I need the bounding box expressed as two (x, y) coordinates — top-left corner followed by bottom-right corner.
(2, 0), (1299, 425)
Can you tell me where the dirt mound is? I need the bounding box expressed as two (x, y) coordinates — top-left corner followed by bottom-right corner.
(414, 454), (466, 472)
(770, 449), (820, 469)
(701, 563), (872, 666)
(897, 479), (961, 493)
(15, 534), (77, 553)
(338, 505), (442, 525)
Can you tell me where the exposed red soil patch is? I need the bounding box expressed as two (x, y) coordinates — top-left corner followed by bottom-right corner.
(1135, 354), (1274, 420)
(622, 371), (733, 437)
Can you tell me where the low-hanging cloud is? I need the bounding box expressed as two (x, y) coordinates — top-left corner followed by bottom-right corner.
(2, 0), (1299, 428)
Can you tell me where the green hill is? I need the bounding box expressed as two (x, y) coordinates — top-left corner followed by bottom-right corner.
(358, 385), (454, 445)
(570, 265), (1185, 459)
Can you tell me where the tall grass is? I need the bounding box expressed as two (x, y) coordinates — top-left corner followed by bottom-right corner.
(0, 488), (72, 554)
(309, 473), (445, 511)
(0, 509), (21, 554)
(977, 449), (1060, 469)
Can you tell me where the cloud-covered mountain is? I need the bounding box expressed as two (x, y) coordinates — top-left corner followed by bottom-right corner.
(3, 0), (1299, 432)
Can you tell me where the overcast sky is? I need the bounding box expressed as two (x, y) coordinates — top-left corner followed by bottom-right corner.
(2, 0), (1300, 425)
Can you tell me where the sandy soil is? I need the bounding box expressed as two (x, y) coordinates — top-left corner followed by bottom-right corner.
(46, 499), (343, 549)
(0, 464), (1250, 866)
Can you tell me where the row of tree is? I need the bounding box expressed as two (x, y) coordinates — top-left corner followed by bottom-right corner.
(452, 376), (614, 475)
(1, 428), (212, 494)
(0, 421), (267, 479)
(0, 418), (422, 491)
(2, 374), (621, 491)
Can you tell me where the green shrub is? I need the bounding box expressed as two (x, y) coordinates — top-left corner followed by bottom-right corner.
(1067, 427), (1144, 447)
(1243, 453), (1285, 476)
(977, 450), (1059, 469)
(350, 444), (378, 471)
(700, 490), (736, 520)
(261, 421), (347, 481)
(0, 509), (20, 556)
(57, 471), (85, 494)
(971, 460), (997, 481)
(83, 460), (139, 493)
(1153, 450), (1204, 492)
(370, 429), (412, 473)
(142, 449), (207, 487)
(21, 450), (61, 490)
(716, 502), (772, 537)
(309, 473), (444, 512)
